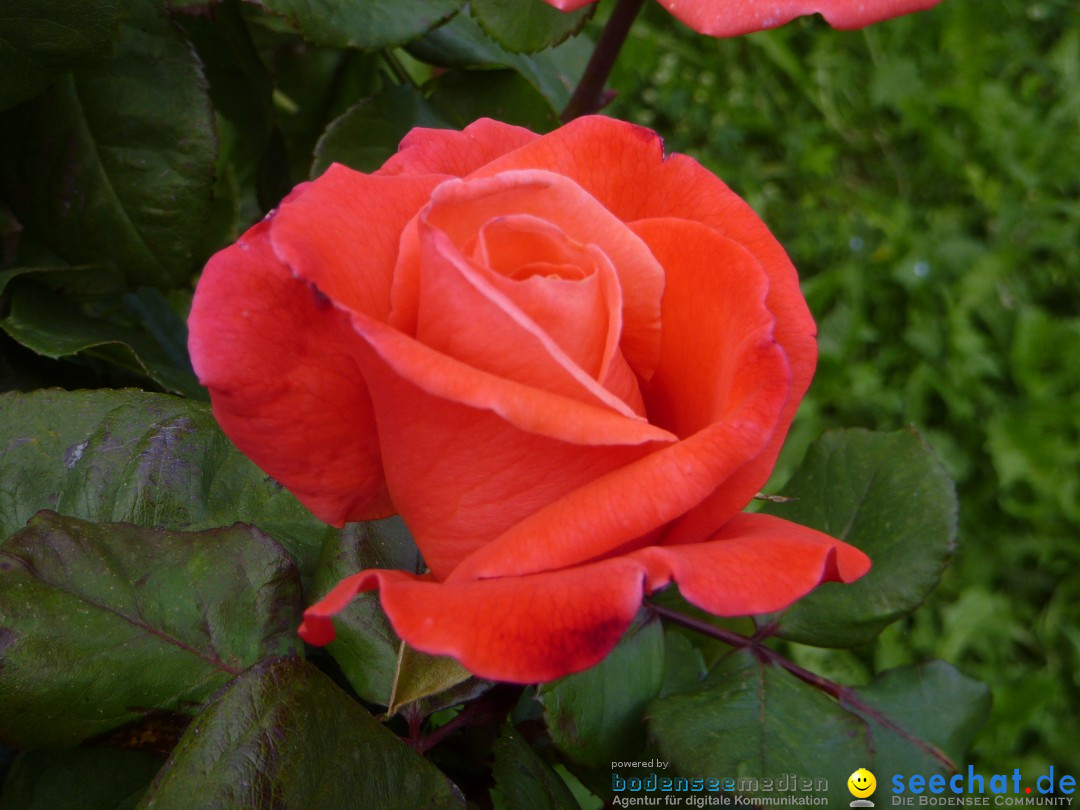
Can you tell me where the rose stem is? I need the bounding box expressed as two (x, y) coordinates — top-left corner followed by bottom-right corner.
(645, 600), (957, 770)
(413, 684), (523, 755)
(560, 0), (647, 121)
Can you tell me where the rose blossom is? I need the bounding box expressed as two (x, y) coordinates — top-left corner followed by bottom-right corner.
(188, 116), (869, 683)
(544, 0), (943, 38)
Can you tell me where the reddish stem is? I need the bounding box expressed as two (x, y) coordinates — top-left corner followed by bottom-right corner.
(645, 601), (958, 771)
(561, 0), (647, 121)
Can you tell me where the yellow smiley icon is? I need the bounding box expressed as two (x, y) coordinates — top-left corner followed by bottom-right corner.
(848, 769), (877, 798)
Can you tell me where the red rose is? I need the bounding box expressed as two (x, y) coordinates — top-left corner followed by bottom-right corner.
(545, 0), (943, 38)
(188, 116), (869, 683)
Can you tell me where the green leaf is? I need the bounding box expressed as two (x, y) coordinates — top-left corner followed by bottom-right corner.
(257, 0), (464, 49)
(0, 748), (163, 810)
(0, 0), (122, 111)
(311, 84), (451, 177)
(659, 629), (707, 697)
(313, 517), (422, 705)
(139, 657), (464, 809)
(0, 0), (216, 288)
(0, 389), (331, 574)
(758, 427), (957, 646)
(843, 660), (990, 777)
(312, 72), (562, 180)
(538, 614), (664, 768)
(388, 644), (476, 716)
(0, 280), (203, 398)
(171, 0), (285, 223)
(647, 649), (867, 807)
(408, 13), (590, 111)
(428, 69), (562, 132)
(471, 0), (593, 54)
(491, 725), (579, 810)
(0, 512), (303, 748)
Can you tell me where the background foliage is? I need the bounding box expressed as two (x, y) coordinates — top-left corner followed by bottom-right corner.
(0, 0), (1076, 804)
(604, 0), (1080, 774)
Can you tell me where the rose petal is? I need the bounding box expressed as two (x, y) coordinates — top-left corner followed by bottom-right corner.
(413, 220), (638, 418)
(299, 513), (869, 682)
(346, 309), (674, 578)
(470, 115), (817, 546)
(188, 218), (389, 526)
(392, 170), (665, 380)
(299, 561), (645, 683)
(629, 512), (871, 615)
(376, 118), (539, 178)
(466, 117), (815, 411)
(629, 217), (813, 545)
(270, 164), (447, 322)
(542, 0), (597, 11)
(446, 236), (789, 583)
(652, 0), (943, 37)
(472, 215), (639, 410)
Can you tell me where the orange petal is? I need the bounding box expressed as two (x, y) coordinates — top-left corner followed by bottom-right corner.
(270, 164), (446, 322)
(413, 224), (638, 418)
(472, 215), (633, 405)
(447, 332), (788, 583)
(392, 171), (664, 380)
(470, 116), (815, 546)
(346, 309), (673, 578)
(629, 217), (811, 545)
(630, 512), (871, 615)
(377, 118), (539, 178)
(653, 0), (943, 37)
(188, 219), (390, 525)
(299, 560), (646, 683)
(467, 116), (815, 414)
(299, 513), (869, 682)
(445, 216), (788, 583)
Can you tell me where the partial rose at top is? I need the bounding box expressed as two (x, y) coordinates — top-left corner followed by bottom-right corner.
(545, 0), (944, 38)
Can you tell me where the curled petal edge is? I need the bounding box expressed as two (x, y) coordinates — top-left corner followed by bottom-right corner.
(299, 513), (870, 682)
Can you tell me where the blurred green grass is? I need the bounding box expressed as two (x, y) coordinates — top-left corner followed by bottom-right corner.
(606, 0), (1080, 775)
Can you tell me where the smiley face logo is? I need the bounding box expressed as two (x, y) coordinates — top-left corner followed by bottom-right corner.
(848, 769), (877, 799)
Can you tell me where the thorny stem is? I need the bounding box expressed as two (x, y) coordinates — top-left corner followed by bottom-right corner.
(561, 0), (647, 121)
(645, 601), (958, 771)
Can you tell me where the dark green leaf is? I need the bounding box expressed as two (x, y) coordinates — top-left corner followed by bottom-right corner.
(311, 84), (451, 177)
(121, 288), (194, 376)
(491, 725), (579, 810)
(0, 0), (122, 111)
(843, 660), (990, 777)
(0, 512), (303, 748)
(0, 281), (203, 398)
(257, 0), (464, 49)
(471, 0), (593, 54)
(172, 0), (274, 158)
(408, 14), (590, 111)
(172, 0), (282, 227)
(0, 748), (163, 810)
(759, 428), (957, 646)
(429, 70), (562, 132)
(313, 516), (421, 705)
(0, 0), (216, 287)
(139, 657), (464, 809)
(647, 650), (867, 807)
(538, 614), (664, 768)
(0, 389), (331, 574)
(0, 264), (124, 300)
(659, 629), (707, 697)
